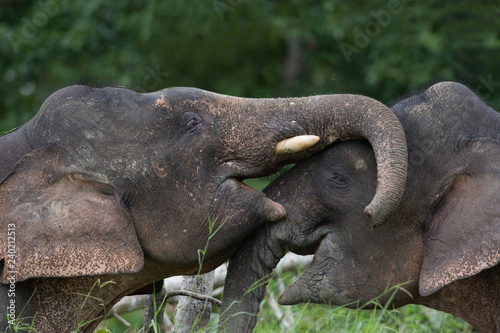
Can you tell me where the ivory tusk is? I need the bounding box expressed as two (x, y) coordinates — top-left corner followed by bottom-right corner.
(274, 135), (320, 155)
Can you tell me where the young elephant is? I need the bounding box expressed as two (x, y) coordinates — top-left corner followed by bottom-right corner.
(221, 81), (500, 333)
(0, 85), (407, 332)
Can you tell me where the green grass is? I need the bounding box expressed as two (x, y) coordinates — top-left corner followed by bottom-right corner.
(95, 269), (476, 333)
(252, 271), (475, 333)
(254, 303), (474, 333)
(95, 309), (145, 332)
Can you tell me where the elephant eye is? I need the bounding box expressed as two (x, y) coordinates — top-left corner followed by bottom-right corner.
(328, 172), (346, 187)
(186, 117), (202, 133)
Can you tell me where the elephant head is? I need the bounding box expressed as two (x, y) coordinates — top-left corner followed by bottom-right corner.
(220, 82), (500, 333)
(0, 85), (407, 331)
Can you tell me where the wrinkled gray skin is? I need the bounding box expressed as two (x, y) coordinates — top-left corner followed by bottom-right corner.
(221, 82), (500, 333)
(0, 85), (407, 332)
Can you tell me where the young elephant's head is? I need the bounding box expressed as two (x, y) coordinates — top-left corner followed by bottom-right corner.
(220, 82), (500, 333)
(265, 140), (420, 306)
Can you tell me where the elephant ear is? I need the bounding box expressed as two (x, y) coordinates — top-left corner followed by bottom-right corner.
(419, 138), (500, 296)
(0, 147), (144, 283)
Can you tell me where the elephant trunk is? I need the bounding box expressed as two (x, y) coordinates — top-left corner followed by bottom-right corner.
(244, 94), (408, 228)
(219, 225), (287, 332)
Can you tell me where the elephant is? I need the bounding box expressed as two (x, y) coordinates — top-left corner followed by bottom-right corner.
(0, 85), (407, 332)
(220, 81), (500, 333)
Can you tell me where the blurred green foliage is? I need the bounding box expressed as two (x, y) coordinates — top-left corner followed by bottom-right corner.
(1, 0), (499, 131)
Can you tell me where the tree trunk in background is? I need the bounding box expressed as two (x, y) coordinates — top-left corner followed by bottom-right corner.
(174, 272), (215, 332)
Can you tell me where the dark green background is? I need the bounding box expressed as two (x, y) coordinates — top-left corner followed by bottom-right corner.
(1, 0), (499, 132)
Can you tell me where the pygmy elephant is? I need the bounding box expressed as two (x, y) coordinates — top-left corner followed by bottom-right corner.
(221, 82), (500, 333)
(0, 85), (407, 332)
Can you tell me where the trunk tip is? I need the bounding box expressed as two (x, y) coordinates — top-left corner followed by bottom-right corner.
(278, 289), (300, 305)
(364, 201), (394, 229)
(263, 198), (286, 222)
(277, 279), (308, 305)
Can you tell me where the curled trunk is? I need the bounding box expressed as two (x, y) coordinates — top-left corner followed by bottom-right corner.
(237, 94), (407, 227)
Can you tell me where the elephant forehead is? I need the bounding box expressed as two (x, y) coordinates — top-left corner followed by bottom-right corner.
(354, 157), (368, 170)
(153, 94), (169, 110)
(147, 87), (223, 113)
